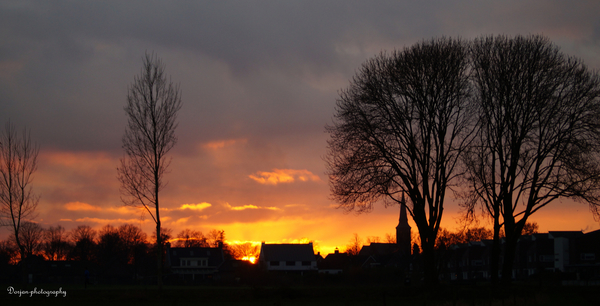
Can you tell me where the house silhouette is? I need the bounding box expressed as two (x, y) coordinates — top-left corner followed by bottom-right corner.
(165, 243), (225, 282)
(258, 242), (317, 273)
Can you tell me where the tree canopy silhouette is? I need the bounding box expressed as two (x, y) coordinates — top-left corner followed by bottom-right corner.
(464, 34), (600, 283)
(326, 37), (475, 284)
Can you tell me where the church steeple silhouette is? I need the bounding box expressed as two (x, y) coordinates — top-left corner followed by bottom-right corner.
(396, 193), (412, 255)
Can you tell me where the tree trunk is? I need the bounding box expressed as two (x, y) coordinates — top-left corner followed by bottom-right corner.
(13, 226), (25, 260)
(154, 143), (163, 290)
(490, 221), (501, 284)
(156, 214), (162, 290)
(489, 204), (502, 284)
(501, 217), (524, 284)
(501, 234), (518, 284)
(420, 233), (439, 286)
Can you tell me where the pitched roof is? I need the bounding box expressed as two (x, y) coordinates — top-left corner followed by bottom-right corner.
(259, 243), (315, 262)
(358, 243), (398, 257)
(320, 252), (351, 270)
(549, 231), (583, 239)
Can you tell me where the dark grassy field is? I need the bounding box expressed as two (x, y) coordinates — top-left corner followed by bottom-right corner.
(1, 283), (598, 306)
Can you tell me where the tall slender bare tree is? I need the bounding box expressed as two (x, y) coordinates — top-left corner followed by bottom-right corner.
(326, 38), (475, 284)
(464, 34), (600, 283)
(0, 122), (39, 261)
(117, 52), (182, 289)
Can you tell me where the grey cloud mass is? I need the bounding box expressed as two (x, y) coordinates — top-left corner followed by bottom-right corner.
(2, 1), (599, 153)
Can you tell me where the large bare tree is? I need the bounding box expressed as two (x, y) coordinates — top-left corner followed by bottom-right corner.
(117, 52), (182, 289)
(0, 122), (39, 261)
(175, 229), (207, 248)
(326, 38), (475, 284)
(118, 223), (148, 280)
(43, 225), (71, 261)
(11, 221), (43, 258)
(464, 34), (600, 283)
(68, 225), (97, 262)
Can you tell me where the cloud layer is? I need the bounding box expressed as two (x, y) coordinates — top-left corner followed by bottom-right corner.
(249, 169), (321, 185)
(1, 1), (600, 253)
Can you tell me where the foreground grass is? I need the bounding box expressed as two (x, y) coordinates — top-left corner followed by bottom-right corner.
(1, 283), (598, 306)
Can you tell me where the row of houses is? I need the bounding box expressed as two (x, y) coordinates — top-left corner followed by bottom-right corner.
(165, 241), (407, 282)
(441, 230), (600, 282)
(12, 229), (598, 285)
(165, 231), (600, 283)
(164, 242), (320, 282)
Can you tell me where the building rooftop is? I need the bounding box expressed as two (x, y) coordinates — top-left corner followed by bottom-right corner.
(259, 243), (315, 262)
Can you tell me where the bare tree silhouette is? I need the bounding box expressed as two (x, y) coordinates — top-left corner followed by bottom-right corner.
(43, 225), (71, 261)
(174, 229), (207, 248)
(11, 221), (43, 259)
(326, 38), (475, 284)
(68, 225), (97, 262)
(464, 34), (600, 283)
(344, 233), (362, 256)
(0, 122), (39, 260)
(117, 52), (182, 289)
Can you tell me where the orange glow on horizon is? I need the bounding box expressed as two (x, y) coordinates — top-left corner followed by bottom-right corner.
(4, 200), (598, 260)
(241, 256), (256, 264)
(7, 147), (598, 260)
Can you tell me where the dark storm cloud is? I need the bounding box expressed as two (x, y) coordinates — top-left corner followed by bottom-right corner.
(2, 1), (599, 153)
(0, 1), (446, 152)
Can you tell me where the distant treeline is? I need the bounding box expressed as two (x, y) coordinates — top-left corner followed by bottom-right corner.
(0, 223), (257, 265)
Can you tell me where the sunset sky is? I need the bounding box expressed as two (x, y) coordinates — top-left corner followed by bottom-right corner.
(1, 1), (600, 255)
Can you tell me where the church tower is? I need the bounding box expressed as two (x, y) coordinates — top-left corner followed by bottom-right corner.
(396, 193), (412, 255)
